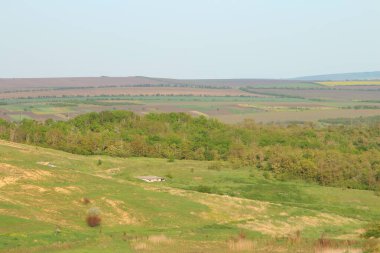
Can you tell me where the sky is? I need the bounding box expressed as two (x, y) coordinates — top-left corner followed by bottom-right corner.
(1, 0), (380, 79)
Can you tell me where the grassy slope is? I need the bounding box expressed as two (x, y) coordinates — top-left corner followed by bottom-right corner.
(0, 140), (379, 252)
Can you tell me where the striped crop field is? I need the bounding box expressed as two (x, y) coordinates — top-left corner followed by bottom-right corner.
(318, 81), (380, 86)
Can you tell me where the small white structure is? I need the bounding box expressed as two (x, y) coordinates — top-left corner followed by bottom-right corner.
(136, 176), (165, 183)
(37, 162), (57, 168)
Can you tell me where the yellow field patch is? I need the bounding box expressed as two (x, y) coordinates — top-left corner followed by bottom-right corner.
(318, 81), (380, 86)
(237, 103), (334, 112)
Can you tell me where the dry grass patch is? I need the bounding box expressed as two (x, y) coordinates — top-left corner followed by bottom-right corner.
(131, 234), (173, 251)
(21, 184), (48, 193)
(228, 238), (256, 251)
(138, 183), (269, 223)
(101, 197), (136, 225)
(133, 242), (149, 250)
(0, 163), (52, 188)
(239, 213), (360, 238)
(314, 238), (362, 253)
(52, 186), (82, 195)
(54, 187), (71, 195)
(148, 234), (172, 244)
(0, 139), (31, 151)
(105, 168), (121, 175)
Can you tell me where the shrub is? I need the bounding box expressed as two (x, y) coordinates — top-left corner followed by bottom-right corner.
(81, 197), (91, 205)
(86, 207), (101, 227)
(363, 239), (380, 253)
(97, 159), (102, 166)
(364, 223), (380, 238)
(229, 159), (242, 170)
(374, 185), (380, 196)
(263, 171), (271, 180)
(195, 185), (213, 193)
(228, 232), (254, 251)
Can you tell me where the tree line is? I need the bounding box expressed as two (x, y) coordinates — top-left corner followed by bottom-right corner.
(0, 110), (379, 190)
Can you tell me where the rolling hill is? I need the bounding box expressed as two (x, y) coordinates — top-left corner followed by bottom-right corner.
(0, 76), (310, 91)
(294, 71), (380, 81)
(0, 139), (378, 252)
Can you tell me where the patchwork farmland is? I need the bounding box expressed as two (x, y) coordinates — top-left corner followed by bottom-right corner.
(0, 77), (380, 124)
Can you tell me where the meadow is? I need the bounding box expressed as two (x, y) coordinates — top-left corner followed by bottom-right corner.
(0, 140), (379, 252)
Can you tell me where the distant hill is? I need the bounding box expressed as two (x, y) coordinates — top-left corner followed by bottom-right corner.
(2, 72), (380, 91)
(0, 76), (308, 91)
(294, 71), (380, 81)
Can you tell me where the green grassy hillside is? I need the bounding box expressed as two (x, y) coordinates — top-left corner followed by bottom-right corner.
(0, 140), (379, 252)
(2, 111), (380, 192)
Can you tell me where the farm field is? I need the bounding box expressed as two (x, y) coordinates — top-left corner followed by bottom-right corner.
(0, 77), (314, 91)
(1, 77), (379, 124)
(0, 140), (379, 252)
(1, 94), (380, 124)
(0, 87), (257, 99)
(217, 109), (380, 124)
(245, 88), (380, 101)
(317, 81), (380, 86)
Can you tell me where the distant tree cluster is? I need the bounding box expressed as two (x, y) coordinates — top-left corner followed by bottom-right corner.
(0, 110), (379, 190)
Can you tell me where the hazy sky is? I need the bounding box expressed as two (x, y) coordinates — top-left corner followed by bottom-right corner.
(1, 0), (379, 79)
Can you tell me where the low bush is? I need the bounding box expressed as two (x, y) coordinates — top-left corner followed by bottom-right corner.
(81, 197), (91, 205)
(364, 223), (380, 238)
(86, 207), (101, 227)
(207, 162), (222, 171)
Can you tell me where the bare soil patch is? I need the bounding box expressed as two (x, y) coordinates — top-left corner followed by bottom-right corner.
(0, 163), (52, 188)
(102, 197), (135, 225)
